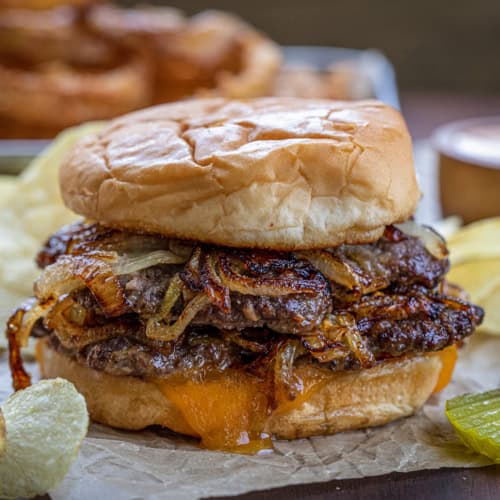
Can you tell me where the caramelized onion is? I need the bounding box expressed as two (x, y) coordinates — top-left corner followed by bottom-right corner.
(221, 331), (271, 353)
(7, 298), (54, 391)
(273, 339), (304, 403)
(67, 301), (87, 326)
(142, 273), (185, 342)
(331, 316), (374, 367)
(302, 335), (350, 363)
(301, 313), (375, 367)
(145, 293), (210, 341)
(201, 254), (230, 311)
(440, 280), (469, 301)
(182, 248), (323, 314)
(7, 298), (50, 349)
(168, 240), (194, 260)
(112, 250), (187, 275)
(295, 250), (359, 289)
(44, 294), (123, 350)
(38, 222), (195, 267)
(321, 313), (374, 367)
(394, 220), (448, 260)
(296, 250), (388, 294)
(35, 252), (129, 317)
(157, 274), (184, 318)
(217, 253), (319, 296)
(435, 294), (479, 313)
(301, 334), (327, 352)
(7, 308), (32, 391)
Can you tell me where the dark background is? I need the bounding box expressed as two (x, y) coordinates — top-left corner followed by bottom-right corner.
(123, 0), (500, 93)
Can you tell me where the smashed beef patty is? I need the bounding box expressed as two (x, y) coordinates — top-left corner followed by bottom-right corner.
(27, 221), (482, 379)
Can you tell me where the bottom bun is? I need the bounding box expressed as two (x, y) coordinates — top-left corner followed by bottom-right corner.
(37, 338), (442, 440)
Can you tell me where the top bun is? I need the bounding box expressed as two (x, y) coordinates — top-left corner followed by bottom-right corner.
(60, 98), (419, 250)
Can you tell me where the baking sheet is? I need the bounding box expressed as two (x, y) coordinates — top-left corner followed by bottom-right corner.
(282, 47), (399, 108)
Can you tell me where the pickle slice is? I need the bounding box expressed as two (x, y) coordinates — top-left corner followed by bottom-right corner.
(446, 389), (500, 463)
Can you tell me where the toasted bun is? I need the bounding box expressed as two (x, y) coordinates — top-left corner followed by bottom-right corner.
(38, 338), (441, 439)
(60, 98), (419, 250)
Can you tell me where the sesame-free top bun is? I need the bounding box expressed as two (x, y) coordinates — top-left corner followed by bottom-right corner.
(38, 338), (441, 439)
(60, 98), (419, 250)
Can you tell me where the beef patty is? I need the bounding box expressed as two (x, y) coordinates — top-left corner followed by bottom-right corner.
(23, 221), (483, 380)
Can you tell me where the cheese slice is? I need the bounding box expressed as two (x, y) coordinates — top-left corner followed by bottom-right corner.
(153, 366), (330, 452)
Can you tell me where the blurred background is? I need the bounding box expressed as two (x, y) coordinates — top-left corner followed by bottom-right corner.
(1, 0), (499, 223)
(129, 0), (500, 138)
(2, 0), (500, 138)
(140, 0), (500, 92)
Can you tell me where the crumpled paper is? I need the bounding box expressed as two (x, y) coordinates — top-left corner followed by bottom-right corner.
(0, 333), (497, 499)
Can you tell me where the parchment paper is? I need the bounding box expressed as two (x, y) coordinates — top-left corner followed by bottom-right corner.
(0, 332), (497, 499)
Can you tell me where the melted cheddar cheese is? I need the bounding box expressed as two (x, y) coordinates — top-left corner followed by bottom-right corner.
(153, 366), (330, 453)
(432, 345), (458, 394)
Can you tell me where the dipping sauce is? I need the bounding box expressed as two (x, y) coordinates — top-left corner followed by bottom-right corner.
(433, 117), (500, 223)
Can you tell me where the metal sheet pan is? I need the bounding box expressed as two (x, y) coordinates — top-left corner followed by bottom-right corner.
(282, 46), (399, 109)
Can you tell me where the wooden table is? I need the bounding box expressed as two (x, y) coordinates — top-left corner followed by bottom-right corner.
(210, 466), (500, 499)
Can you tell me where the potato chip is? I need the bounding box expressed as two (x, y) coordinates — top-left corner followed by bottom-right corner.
(431, 216), (462, 240)
(477, 283), (500, 336)
(0, 378), (89, 499)
(0, 176), (16, 207)
(445, 218), (500, 336)
(447, 217), (500, 265)
(447, 259), (500, 303)
(449, 244), (500, 267)
(0, 122), (104, 354)
(0, 409), (5, 458)
(8, 122), (103, 241)
(448, 217), (500, 244)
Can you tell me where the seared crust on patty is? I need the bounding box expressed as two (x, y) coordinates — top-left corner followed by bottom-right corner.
(26, 221), (483, 381)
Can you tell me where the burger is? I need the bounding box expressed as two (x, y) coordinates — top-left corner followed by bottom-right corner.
(7, 98), (483, 453)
